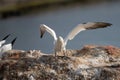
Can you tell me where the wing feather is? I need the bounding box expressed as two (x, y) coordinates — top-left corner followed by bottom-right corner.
(65, 24), (86, 41)
(64, 22), (112, 45)
(84, 22), (112, 29)
(40, 24), (57, 41)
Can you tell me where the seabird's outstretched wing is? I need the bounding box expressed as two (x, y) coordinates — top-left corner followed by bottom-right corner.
(40, 24), (57, 41)
(64, 22), (112, 45)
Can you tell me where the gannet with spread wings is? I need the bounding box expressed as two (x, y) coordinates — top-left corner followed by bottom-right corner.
(40, 22), (112, 56)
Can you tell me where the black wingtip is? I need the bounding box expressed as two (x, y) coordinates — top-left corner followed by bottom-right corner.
(40, 34), (43, 38)
(40, 35), (42, 38)
(101, 22), (112, 27)
(40, 29), (44, 38)
(107, 23), (112, 26)
(2, 34), (11, 40)
(11, 37), (17, 46)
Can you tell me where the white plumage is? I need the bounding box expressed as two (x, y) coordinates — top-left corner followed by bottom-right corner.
(0, 40), (6, 47)
(0, 37), (17, 57)
(0, 34), (10, 47)
(0, 44), (12, 53)
(40, 22), (112, 56)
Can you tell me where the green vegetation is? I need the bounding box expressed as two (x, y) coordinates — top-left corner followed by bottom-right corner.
(0, 0), (70, 12)
(0, 0), (112, 18)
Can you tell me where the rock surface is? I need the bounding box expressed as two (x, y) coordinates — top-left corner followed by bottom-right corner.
(0, 45), (120, 80)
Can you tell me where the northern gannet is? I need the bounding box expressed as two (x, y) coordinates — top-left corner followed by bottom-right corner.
(40, 22), (112, 56)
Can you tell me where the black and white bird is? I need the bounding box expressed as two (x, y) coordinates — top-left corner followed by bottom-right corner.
(0, 37), (17, 53)
(0, 34), (10, 47)
(40, 22), (112, 56)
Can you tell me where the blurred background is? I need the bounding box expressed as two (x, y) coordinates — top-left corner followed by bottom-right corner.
(0, 0), (120, 53)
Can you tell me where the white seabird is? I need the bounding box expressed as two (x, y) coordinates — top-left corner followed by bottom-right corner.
(0, 37), (17, 53)
(40, 22), (112, 56)
(0, 34), (10, 47)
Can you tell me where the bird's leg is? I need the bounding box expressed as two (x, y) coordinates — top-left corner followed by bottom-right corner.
(55, 51), (57, 57)
(63, 50), (66, 57)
